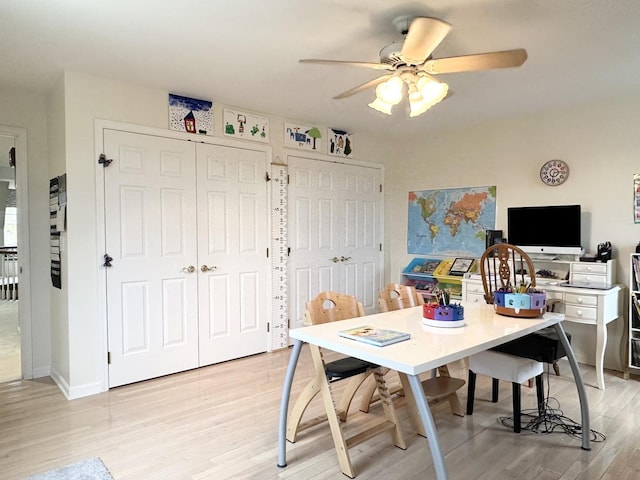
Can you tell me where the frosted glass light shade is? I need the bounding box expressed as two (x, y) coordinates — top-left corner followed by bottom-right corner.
(368, 97), (393, 115)
(376, 76), (404, 105)
(416, 76), (448, 105)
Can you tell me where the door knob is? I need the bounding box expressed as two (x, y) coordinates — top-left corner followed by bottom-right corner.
(201, 265), (217, 272)
(330, 257), (340, 263)
(181, 265), (196, 273)
(340, 256), (352, 262)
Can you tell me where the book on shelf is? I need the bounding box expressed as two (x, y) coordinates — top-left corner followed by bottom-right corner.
(338, 325), (411, 347)
(632, 338), (640, 367)
(633, 255), (640, 288)
(633, 293), (640, 329)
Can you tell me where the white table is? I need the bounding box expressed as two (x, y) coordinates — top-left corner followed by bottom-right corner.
(277, 302), (590, 480)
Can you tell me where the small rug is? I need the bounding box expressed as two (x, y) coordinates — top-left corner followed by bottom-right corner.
(26, 457), (113, 480)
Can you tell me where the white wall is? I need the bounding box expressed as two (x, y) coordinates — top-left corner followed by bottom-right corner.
(28, 70), (637, 395)
(364, 95), (640, 373)
(47, 75), (70, 384)
(57, 71), (363, 395)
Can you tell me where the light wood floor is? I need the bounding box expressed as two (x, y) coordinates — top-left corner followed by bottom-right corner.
(0, 300), (20, 383)
(1, 346), (639, 480)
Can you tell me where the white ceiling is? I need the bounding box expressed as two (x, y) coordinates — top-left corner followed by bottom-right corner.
(1, 0), (640, 139)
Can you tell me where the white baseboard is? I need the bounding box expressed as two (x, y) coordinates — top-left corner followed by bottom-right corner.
(50, 367), (102, 400)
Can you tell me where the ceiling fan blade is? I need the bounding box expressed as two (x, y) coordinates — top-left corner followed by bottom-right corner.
(333, 75), (393, 99)
(400, 17), (452, 65)
(422, 48), (528, 74)
(299, 59), (393, 70)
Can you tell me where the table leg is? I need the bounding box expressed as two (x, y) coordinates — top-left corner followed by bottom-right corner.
(553, 323), (591, 451)
(401, 373), (449, 480)
(277, 340), (303, 468)
(595, 319), (606, 390)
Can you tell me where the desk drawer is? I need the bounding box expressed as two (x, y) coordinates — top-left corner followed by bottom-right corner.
(572, 263), (608, 275)
(571, 273), (608, 286)
(565, 292), (598, 306)
(464, 282), (484, 294)
(564, 304), (597, 322)
(465, 292), (486, 304)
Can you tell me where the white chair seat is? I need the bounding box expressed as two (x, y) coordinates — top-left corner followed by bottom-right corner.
(467, 350), (545, 433)
(469, 350), (543, 382)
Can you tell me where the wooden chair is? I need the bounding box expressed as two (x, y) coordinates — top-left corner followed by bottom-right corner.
(359, 284), (466, 419)
(479, 243), (570, 375)
(467, 243), (546, 432)
(286, 291), (406, 478)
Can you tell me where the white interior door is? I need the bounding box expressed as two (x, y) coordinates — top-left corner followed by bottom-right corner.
(104, 130), (199, 388)
(196, 144), (269, 366)
(288, 155), (383, 328)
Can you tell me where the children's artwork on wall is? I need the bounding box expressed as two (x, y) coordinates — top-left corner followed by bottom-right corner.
(223, 108), (269, 142)
(284, 122), (322, 151)
(168, 94), (213, 135)
(328, 128), (353, 157)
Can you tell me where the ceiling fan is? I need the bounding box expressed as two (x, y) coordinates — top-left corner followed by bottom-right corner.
(300, 16), (527, 117)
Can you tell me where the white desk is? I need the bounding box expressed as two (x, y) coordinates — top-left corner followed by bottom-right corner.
(277, 302), (590, 480)
(464, 277), (622, 390)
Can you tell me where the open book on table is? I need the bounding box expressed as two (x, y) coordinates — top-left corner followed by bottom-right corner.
(338, 325), (411, 347)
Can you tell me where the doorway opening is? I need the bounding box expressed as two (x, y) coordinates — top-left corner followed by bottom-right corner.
(0, 134), (20, 382)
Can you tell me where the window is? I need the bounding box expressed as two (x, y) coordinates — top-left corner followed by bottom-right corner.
(3, 206), (17, 246)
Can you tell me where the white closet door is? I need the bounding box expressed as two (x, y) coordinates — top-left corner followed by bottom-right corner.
(104, 130), (199, 388)
(196, 144), (269, 366)
(288, 156), (383, 328)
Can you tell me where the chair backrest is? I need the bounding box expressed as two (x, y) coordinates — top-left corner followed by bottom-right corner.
(304, 291), (365, 326)
(377, 283), (424, 312)
(480, 243), (537, 304)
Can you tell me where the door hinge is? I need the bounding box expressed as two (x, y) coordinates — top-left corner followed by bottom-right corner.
(380, 243), (382, 252)
(103, 254), (113, 267)
(107, 351), (111, 364)
(267, 323), (270, 333)
(287, 247), (291, 256)
(379, 184), (382, 193)
(98, 153), (113, 167)
(266, 248), (269, 258)
(265, 172), (271, 182)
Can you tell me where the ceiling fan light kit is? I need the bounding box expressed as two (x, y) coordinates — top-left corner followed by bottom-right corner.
(300, 15), (527, 119)
(369, 72), (449, 117)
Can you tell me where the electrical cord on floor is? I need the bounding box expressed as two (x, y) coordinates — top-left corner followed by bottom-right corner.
(497, 365), (606, 442)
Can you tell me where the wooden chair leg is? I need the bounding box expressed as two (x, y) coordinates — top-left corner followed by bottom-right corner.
(309, 345), (356, 478)
(512, 382), (521, 433)
(336, 371), (372, 422)
(535, 373), (545, 416)
(372, 368), (406, 450)
(466, 370), (477, 415)
(436, 365), (464, 417)
(357, 372), (379, 413)
(358, 368), (400, 413)
(491, 378), (499, 403)
(286, 376), (322, 442)
(305, 347), (406, 478)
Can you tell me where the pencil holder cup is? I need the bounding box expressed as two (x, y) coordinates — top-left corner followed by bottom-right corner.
(493, 291), (506, 307)
(494, 291), (546, 318)
(423, 303), (464, 321)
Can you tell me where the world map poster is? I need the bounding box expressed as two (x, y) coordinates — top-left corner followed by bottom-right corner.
(407, 186), (497, 257)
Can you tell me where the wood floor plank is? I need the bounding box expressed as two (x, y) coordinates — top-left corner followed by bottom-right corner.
(0, 348), (637, 479)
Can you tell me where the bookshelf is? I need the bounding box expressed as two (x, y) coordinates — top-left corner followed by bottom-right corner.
(401, 257), (477, 301)
(629, 254), (640, 370)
